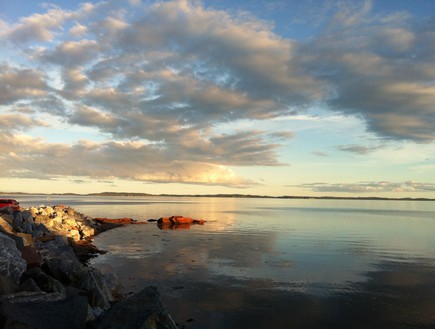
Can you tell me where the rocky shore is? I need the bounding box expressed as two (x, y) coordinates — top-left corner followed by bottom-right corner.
(0, 204), (177, 329)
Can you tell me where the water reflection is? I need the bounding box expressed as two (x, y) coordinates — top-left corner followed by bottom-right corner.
(92, 223), (435, 328)
(15, 195), (435, 328)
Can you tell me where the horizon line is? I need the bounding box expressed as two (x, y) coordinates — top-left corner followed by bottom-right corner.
(1, 191), (434, 202)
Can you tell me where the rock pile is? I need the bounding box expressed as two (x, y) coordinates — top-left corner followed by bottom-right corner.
(0, 205), (176, 329)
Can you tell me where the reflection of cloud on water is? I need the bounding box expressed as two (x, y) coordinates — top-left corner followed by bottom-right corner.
(91, 220), (435, 328)
(160, 259), (435, 329)
(147, 259), (435, 328)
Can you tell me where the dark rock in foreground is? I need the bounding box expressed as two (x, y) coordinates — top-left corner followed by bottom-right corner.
(0, 290), (88, 329)
(92, 286), (177, 329)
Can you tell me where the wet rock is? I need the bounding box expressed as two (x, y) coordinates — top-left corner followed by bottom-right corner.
(80, 268), (113, 309)
(0, 290), (88, 329)
(101, 272), (121, 296)
(93, 286), (177, 329)
(0, 232), (26, 284)
(158, 215), (206, 225)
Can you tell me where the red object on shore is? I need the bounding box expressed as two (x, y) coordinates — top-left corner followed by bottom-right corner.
(157, 215), (206, 225)
(0, 199), (20, 211)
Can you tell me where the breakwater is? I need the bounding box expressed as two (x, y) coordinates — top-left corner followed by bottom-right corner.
(0, 204), (177, 329)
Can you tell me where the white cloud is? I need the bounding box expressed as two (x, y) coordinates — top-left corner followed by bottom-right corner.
(0, 132), (258, 187)
(1, 0), (434, 190)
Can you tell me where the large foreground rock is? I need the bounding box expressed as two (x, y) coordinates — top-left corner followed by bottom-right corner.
(93, 286), (177, 329)
(37, 237), (86, 284)
(0, 290), (88, 329)
(0, 232), (27, 284)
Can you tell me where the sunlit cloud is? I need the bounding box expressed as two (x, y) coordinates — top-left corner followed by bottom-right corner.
(0, 0), (434, 194)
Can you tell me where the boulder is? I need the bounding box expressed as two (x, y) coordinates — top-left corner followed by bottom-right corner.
(37, 239), (85, 284)
(21, 211), (34, 225)
(28, 207), (39, 217)
(12, 212), (24, 232)
(31, 223), (51, 238)
(0, 232), (27, 284)
(0, 274), (17, 296)
(34, 214), (50, 225)
(20, 267), (65, 295)
(0, 228), (25, 250)
(93, 286), (177, 329)
(0, 207), (15, 216)
(16, 233), (34, 247)
(101, 272), (121, 296)
(0, 216), (14, 234)
(20, 246), (41, 268)
(0, 290), (88, 329)
(80, 268), (113, 309)
(17, 278), (41, 293)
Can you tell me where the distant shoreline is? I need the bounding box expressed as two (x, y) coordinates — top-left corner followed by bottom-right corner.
(1, 191), (435, 202)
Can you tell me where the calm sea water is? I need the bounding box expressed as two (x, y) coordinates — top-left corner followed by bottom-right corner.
(12, 195), (435, 328)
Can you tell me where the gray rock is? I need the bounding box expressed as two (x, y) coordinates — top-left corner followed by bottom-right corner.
(30, 223), (51, 238)
(21, 211), (34, 225)
(102, 272), (121, 296)
(80, 268), (112, 309)
(0, 207), (15, 216)
(93, 286), (177, 329)
(22, 221), (33, 234)
(12, 212), (23, 232)
(20, 267), (66, 295)
(16, 278), (42, 293)
(0, 228), (25, 250)
(0, 232), (27, 284)
(0, 290), (88, 329)
(38, 239), (85, 284)
(0, 274), (17, 296)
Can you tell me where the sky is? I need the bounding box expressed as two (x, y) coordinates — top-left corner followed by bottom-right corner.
(0, 0), (434, 198)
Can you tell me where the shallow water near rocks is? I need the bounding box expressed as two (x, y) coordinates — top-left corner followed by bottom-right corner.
(14, 195), (435, 328)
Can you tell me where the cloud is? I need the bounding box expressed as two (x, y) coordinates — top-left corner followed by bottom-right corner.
(1, 7), (68, 43)
(36, 39), (100, 67)
(298, 181), (435, 193)
(0, 132), (258, 187)
(299, 4), (435, 142)
(0, 114), (49, 131)
(337, 144), (379, 155)
(0, 64), (49, 105)
(1, 0), (435, 189)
